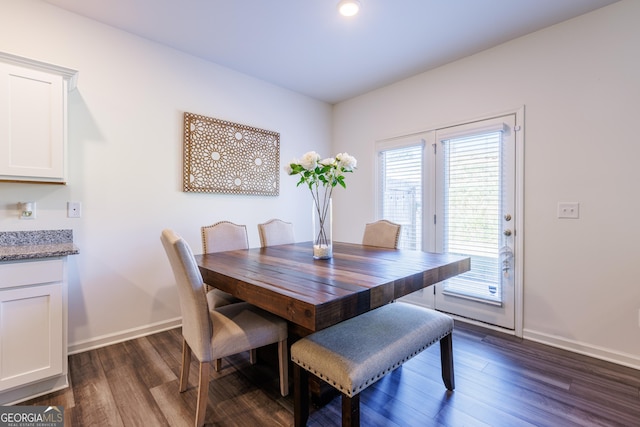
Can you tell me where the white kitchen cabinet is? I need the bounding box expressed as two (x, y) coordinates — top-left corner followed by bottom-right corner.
(0, 258), (68, 405)
(0, 52), (78, 184)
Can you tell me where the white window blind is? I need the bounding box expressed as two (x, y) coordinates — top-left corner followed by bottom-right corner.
(441, 131), (502, 303)
(378, 144), (423, 250)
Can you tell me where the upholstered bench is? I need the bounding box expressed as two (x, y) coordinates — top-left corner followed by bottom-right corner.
(290, 302), (454, 427)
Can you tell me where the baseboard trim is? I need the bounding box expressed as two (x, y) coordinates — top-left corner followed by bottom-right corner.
(523, 329), (640, 371)
(67, 318), (639, 372)
(68, 317), (182, 355)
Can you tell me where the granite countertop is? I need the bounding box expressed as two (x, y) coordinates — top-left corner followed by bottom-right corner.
(0, 229), (79, 261)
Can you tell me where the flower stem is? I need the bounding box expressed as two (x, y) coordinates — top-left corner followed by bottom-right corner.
(313, 183), (332, 247)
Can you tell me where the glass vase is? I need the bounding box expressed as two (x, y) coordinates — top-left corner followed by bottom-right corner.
(312, 197), (332, 259)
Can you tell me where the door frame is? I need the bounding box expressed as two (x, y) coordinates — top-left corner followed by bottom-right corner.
(514, 106), (525, 338)
(436, 106), (524, 337)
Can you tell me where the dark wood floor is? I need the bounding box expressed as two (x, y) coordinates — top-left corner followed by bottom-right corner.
(25, 321), (639, 426)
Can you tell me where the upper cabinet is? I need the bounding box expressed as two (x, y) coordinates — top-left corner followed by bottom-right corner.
(0, 52), (78, 184)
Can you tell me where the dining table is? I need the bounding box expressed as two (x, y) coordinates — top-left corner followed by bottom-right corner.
(195, 241), (470, 336)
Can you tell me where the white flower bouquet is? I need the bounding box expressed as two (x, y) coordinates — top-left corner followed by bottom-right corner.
(286, 151), (357, 258)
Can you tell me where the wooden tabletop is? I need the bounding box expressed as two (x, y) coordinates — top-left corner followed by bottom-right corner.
(196, 241), (470, 334)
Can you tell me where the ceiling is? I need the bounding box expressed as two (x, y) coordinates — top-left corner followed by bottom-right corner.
(43, 0), (619, 104)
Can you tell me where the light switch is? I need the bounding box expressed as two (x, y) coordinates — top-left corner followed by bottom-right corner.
(557, 202), (579, 219)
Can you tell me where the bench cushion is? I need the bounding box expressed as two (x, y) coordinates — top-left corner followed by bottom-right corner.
(290, 302), (453, 397)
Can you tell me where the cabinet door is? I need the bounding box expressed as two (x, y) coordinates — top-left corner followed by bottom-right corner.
(0, 63), (65, 181)
(0, 283), (64, 391)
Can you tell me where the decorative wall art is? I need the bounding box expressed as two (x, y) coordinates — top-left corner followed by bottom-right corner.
(182, 112), (280, 196)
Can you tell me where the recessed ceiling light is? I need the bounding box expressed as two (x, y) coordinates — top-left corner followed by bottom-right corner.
(337, 0), (361, 17)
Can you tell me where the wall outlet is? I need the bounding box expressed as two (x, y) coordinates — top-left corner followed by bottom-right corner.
(19, 202), (36, 220)
(557, 202), (579, 219)
(67, 201), (82, 218)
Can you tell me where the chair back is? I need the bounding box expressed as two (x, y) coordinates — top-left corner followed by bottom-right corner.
(362, 220), (402, 249)
(258, 219), (295, 247)
(201, 221), (249, 253)
(161, 229), (212, 361)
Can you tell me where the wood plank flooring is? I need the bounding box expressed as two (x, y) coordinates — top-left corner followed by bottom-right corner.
(24, 322), (640, 426)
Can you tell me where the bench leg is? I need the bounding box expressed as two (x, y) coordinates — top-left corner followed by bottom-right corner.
(293, 364), (309, 427)
(440, 333), (455, 391)
(342, 393), (360, 427)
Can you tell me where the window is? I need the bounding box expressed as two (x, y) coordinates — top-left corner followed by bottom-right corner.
(376, 140), (424, 250)
(440, 130), (503, 303)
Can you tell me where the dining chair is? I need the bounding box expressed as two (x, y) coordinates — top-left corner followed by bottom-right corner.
(161, 229), (289, 427)
(201, 221), (248, 308)
(362, 219), (401, 249)
(257, 218), (295, 247)
(201, 221), (249, 253)
(201, 221), (249, 370)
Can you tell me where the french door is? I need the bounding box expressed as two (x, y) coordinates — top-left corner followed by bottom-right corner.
(377, 112), (522, 331)
(433, 115), (517, 329)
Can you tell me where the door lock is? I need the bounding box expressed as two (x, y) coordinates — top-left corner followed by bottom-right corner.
(503, 229), (512, 237)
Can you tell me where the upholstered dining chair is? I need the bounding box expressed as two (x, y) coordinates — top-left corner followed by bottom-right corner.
(161, 229), (289, 427)
(201, 221), (250, 370)
(257, 218), (295, 247)
(362, 219), (402, 249)
(201, 221), (248, 308)
(202, 221), (249, 253)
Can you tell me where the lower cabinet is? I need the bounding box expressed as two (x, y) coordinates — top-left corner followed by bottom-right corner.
(0, 258), (68, 404)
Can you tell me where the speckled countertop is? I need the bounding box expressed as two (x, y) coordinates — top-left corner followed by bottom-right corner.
(0, 229), (79, 261)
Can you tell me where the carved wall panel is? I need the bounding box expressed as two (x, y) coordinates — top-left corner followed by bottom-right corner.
(183, 112), (279, 196)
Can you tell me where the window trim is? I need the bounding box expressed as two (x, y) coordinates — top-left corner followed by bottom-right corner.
(374, 134), (428, 250)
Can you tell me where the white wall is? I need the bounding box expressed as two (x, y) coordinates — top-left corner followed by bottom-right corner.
(0, 0), (332, 351)
(332, 0), (640, 368)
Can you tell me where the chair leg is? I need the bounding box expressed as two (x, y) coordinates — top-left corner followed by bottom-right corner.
(195, 361), (210, 427)
(278, 339), (289, 396)
(214, 358), (222, 372)
(293, 364), (309, 427)
(179, 339), (191, 392)
(249, 349), (257, 365)
(440, 333), (455, 391)
(342, 393), (360, 427)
